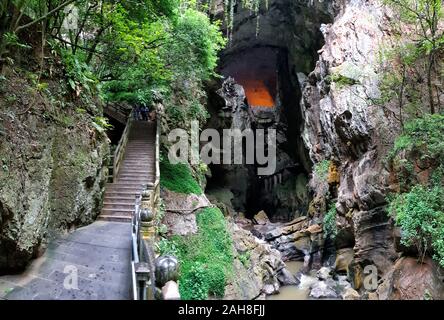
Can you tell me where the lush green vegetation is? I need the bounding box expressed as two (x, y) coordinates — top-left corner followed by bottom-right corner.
(158, 207), (234, 299)
(0, 0), (225, 132)
(388, 114), (444, 187)
(378, 0), (443, 124)
(160, 158), (202, 194)
(323, 202), (338, 240)
(388, 114), (444, 267)
(389, 184), (444, 267)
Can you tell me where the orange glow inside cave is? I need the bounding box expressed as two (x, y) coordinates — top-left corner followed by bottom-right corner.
(221, 47), (278, 109)
(242, 80), (275, 108)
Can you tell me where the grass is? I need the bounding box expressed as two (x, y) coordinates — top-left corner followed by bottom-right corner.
(158, 207), (234, 299)
(160, 159), (202, 194)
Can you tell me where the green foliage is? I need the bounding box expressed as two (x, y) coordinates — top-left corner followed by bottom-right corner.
(59, 47), (99, 94)
(159, 207), (234, 299)
(2, 32), (31, 50)
(326, 73), (358, 89)
(388, 114), (444, 187)
(388, 114), (444, 267)
(389, 114), (444, 162)
(92, 116), (113, 133)
(238, 251), (251, 267)
(160, 159), (203, 194)
(323, 202), (338, 239)
(179, 262), (210, 299)
(314, 160), (330, 182)
(389, 184), (444, 267)
(381, 0), (443, 115)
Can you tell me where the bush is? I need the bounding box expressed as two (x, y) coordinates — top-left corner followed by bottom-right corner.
(313, 160), (330, 182)
(389, 114), (444, 163)
(389, 184), (444, 267)
(323, 202), (338, 240)
(388, 114), (444, 188)
(160, 159), (202, 194)
(159, 207), (234, 300)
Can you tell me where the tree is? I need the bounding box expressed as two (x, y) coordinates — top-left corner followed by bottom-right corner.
(384, 0), (444, 114)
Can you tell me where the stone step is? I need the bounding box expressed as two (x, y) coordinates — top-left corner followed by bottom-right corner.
(122, 157), (154, 160)
(104, 191), (143, 197)
(103, 202), (135, 210)
(107, 187), (144, 193)
(103, 197), (135, 203)
(121, 161), (154, 165)
(97, 215), (132, 223)
(101, 208), (134, 214)
(118, 169), (153, 174)
(117, 173), (154, 178)
(117, 180), (153, 186)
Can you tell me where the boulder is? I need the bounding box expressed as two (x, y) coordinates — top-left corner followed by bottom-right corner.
(377, 257), (444, 300)
(163, 212), (197, 236)
(310, 280), (338, 299)
(317, 267), (332, 281)
(342, 287), (360, 300)
(224, 221), (285, 299)
(277, 267), (298, 285)
(253, 210), (269, 225)
(161, 281), (180, 300)
(334, 247), (354, 275)
(161, 189), (211, 214)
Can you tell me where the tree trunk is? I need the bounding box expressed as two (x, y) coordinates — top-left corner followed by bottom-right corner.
(427, 54), (435, 114)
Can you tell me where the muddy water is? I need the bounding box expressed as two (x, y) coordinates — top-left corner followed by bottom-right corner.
(267, 261), (311, 300)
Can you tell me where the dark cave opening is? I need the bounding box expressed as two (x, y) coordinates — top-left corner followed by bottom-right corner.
(206, 46), (311, 222)
(204, 0), (333, 222)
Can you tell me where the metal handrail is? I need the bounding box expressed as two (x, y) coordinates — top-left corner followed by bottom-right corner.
(131, 194), (141, 300)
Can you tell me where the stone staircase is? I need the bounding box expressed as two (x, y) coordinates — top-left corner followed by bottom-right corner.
(99, 121), (155, 222)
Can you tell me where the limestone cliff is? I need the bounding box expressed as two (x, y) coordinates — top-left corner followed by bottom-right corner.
(0, 65), (109, 271)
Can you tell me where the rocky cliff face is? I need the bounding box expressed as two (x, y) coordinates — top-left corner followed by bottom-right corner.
(301, 0), (399, 276)
(0, 67), (109, 271)
(300, 0), (444, 298)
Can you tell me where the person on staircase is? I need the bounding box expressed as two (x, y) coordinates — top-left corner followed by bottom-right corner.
(133, 105), (141, 121)
(140, 105), (149, 121)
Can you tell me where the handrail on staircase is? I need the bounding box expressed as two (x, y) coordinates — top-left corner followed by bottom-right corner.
(112, 110), (133, 182)
(131, 114), (161, 300)
(152, 116), (161, 209)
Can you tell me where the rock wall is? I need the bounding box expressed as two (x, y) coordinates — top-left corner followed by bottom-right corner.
(300, 0), (424, 293)
(0, 68), (109, 271)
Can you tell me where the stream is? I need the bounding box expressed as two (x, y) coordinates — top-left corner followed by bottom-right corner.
(267, 261), (312, 300)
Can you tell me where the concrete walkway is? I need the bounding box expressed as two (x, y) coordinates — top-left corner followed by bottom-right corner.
(0, 221), (131, 300)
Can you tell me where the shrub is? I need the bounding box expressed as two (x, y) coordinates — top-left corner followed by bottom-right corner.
(313, 160), (330, 182)
(160, 159), (202, 194)
(323, 202), (338, 240)
(160, 207), (234, 299)
(388, 114), (444, 163)
(389, 184), (444, 267)
(326, 73), (358, 89)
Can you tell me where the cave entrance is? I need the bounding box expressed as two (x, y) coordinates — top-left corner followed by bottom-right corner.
(205, 46), (311, 223)
(221, 47), (277, 108)
(205, 0), (333, 222)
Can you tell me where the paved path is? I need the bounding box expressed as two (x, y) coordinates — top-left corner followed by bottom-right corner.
(0, 221), (131, 300)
